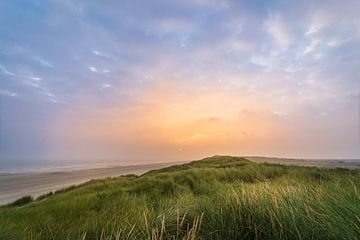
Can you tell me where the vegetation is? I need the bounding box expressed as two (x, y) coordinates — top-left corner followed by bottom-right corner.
(0, 156), (359, 239)
(7, 196), (33, 207)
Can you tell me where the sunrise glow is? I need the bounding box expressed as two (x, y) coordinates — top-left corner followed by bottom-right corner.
(1, 0), (359, 164)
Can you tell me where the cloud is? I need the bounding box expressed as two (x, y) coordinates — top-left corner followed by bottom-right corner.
(34, 57), (54, 68)
(306, 23), (322, 36)
(266, 13), (293, 47)
(92, 50), (110, 59)
(88, 66), (98, 72)
(0, 65), (15, 76)
(30, 76), (42, 81)
(0, 89), (17, 97)
(0, 0), (359, 160)
(101, 83), (111, 88)
(303, 39), (320, 55)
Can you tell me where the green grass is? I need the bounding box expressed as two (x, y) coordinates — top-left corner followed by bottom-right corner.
(0, 156), (359, 239)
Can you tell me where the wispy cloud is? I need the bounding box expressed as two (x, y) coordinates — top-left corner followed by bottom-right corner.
(29, 76), (42, 81)
(34, 57), (55, 68)
(0, 89), (17, 97)
(0, 0), (359, 160)
(0, 65), (15, 76)
(88, 66), (98, 73)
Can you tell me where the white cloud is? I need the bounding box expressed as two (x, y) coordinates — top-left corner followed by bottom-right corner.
(34, 57), (54, 68)
(0, 89), (17, 97)
(30, 76), (42, 81)
(92, 50), (110, 58)
(326, 38), (348, 47)
(88, 66), (98, 72)
(266, 14), (293, 47)
(303, 39), (320, 55)
(44, 92), (54, 97)
(305, 24), (322, 36)
(250, 56), (272, 70)
(101, 83), (111, 88)
(0, 65), (15, 76)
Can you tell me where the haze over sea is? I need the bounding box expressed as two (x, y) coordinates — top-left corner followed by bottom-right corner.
(0, 158), (180, 174)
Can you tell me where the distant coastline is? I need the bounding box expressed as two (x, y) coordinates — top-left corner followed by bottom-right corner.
(245, 156), (360, 169)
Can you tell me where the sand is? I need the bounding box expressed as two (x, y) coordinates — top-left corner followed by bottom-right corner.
(0, 162), (179, 205)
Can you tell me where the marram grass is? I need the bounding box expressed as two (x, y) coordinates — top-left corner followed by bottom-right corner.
(0, 156), (359, 239)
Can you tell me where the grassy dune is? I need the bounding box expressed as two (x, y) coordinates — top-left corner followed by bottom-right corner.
(0, 156), (359, 239)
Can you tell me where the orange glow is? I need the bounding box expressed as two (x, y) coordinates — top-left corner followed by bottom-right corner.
(51, 81), (287, 160)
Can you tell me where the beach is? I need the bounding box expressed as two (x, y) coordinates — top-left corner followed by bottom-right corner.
(0, 162), (178, 205)
(2, 157), (359, 206)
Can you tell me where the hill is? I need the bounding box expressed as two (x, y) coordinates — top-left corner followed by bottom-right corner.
(0, 156), (359, 239)
(246, 156), (360, 169)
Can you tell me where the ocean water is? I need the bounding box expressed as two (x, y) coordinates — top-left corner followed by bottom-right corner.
(0, 161), (122, 174)
(0, 158), (180, 174)
(0, 163), (122, 174)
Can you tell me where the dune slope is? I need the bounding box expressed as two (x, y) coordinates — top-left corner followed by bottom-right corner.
(0, 156), (359, 239)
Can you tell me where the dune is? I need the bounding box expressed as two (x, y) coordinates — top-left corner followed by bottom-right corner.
(0, 162), (179, 205)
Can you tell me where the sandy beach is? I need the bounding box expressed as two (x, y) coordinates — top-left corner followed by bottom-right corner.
(0, 162), (179, 205)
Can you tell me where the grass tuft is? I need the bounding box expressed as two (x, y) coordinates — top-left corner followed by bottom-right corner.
(7, 196), (33, 207)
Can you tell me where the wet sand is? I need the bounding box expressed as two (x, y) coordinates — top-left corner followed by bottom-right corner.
(0, 162), (179, 205)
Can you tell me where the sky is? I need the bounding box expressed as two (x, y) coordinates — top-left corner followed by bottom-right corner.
(0, 0), (360, 166)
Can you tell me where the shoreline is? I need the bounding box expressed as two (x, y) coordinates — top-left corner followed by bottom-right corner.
(0, 161), (184, 205)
